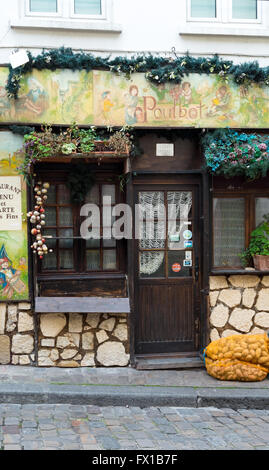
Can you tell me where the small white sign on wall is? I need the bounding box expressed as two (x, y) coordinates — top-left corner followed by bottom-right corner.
(156, 143), (174, 157)
(0, 176), (22, 231)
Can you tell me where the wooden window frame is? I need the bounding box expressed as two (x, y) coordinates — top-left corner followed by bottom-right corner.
(212, 188), (269, 270)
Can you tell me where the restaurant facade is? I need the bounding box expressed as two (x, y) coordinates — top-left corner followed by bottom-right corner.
(0, 58), (269, 369)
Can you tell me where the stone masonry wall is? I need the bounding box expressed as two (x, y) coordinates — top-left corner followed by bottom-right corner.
(0, 304), (130, 367)
(209, 275), (269, 341)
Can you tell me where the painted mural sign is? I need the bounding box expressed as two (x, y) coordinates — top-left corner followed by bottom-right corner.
(0, 67), (268, 128)
(0, 132), (29, 301)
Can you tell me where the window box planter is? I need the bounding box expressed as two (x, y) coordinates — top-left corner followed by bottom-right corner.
(253, 255), (269, 271)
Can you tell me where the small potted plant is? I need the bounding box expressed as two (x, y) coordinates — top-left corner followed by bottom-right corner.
(240, 215), (269, 271)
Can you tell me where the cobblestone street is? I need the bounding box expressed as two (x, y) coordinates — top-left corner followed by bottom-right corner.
(0, 404), (269, 451)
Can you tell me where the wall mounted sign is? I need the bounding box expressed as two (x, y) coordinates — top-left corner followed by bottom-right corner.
(183, 230), (192, 240)
(184, 241), (193, 248)
(0, 177), (22, 231)
(0, 68), (268, 128)
(172, 263), (181, 273)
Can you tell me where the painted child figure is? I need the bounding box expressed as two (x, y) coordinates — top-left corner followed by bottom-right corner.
(0, 258), (26, 299)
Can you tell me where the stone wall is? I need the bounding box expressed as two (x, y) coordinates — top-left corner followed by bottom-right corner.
(0, 304), (130, 367)
(209, 275), (269, 341)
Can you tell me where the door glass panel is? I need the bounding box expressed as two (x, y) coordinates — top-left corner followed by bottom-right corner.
(168, 251), (192, 278)
(59, 250), (74, 269)
(167, 191), (192, 220)
(86, 238), (100, 248)
(103, 249), (117, 270)
(139, 251), (165, 278)
(59, 207), (73, 226)
(213, 198), (245, 267)
(103, 238), (116, 248)
(138, 191), (165, 250)
(255, 198), (269, 226)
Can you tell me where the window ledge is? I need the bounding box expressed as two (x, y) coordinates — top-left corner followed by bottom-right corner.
(211, 269), (269, 276)
(10, 18), (122, 33)
(35, 296), (130, 314)
(179, 25), (269, 37)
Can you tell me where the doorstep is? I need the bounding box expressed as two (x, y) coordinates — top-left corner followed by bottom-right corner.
(134, 352), (204, 370)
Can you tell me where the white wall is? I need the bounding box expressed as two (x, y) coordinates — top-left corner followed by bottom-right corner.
(0, 0), (268, 65)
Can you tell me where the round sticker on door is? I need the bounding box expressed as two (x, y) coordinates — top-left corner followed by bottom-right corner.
(172, 263), (181, 273)
(183, 230), (192, 240)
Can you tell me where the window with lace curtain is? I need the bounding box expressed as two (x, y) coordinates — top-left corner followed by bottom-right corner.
(213, 193), (269, 268)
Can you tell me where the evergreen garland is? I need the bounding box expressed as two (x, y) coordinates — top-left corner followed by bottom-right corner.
(6, 47), (269, 99)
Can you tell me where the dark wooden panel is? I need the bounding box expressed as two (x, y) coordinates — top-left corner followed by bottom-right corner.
(132, 133), (202, 172)
(136, 283), (194, 354)
(38, 278), (127, 298)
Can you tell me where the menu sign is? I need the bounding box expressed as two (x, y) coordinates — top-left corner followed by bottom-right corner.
(0, 177), (22, 231)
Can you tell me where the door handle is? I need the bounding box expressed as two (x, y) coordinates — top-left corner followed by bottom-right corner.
(195, 256), (199, 282)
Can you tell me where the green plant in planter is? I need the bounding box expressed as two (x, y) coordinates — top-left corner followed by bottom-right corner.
(240, 216), (269, 267)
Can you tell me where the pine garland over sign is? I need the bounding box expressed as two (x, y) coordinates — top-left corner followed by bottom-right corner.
(6, 47), (269, 99)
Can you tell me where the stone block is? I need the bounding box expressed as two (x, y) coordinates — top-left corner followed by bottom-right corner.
(69, 313), (83, 333)
(40, 313), (66, 337)
(96, 330), (109, 344)
(19, 355), (30, 365)
(221, 329), (242, 338)
(242, 288), (256, 308)
(0, 304), (6, 335)
(210, 304), (229, 328)
(113, 324), (128, 342)
(99, 317), (116, 332)
(18, 302), (31, 311)
(209, 291), (219, 307)
(250, 327), (266, 335)
(41, 339), (55, 347)
(81, 352), (95, 367)
(96, 341), (130, 366)
(218, 289), (241, 308)
(18, 312), (34, 333)
(254, 312), (269, 328)
(261, 276), (269, 287)
(82, 332), (94, 350)
(11, 334), (34, 354)
(56, 333), (79, 349)
(85, 314), (101, 329)
(60, 349), (78, 360)
(229, 275), (260, 288)
(256, 289), (269, 312)
(209, 276), (228, 290)
(0, 335), (10, 364)
(228, 308), (255, 333)
(209, 328), (220, 342)
(57, 361), (79, 368)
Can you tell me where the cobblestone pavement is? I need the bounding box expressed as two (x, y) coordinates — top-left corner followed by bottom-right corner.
(0, 404), (269, 450)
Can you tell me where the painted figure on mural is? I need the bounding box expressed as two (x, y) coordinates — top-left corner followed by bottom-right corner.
(102, 91), (114, 122)
(0, 246), (26, 299)
(124, 85), (139, 125)
(0, 86), (11, 119)
(207, 85), (232, 120)
(15, 77), (48, 116)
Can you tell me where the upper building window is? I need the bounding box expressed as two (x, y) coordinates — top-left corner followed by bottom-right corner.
(11, 0), (121, 32)
(188, 0), (260, 23)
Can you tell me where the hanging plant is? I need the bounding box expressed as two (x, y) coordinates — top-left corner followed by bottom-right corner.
(202, 129), (269, 180)
(15, 124), (134, 182)
(66, 162), (95, 204)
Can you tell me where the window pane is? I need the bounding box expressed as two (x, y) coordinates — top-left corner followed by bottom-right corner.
(85, 185), (99, 204)
(42, 252), (57, 270)
(59, 229), (74, 249)
(58, 184), (70, 204)
(59, 250), (74, 269)
(86, 250), (101, 270)
(46, 185), (56, 204)
(256, 198), (269, 226)
(46, 207), (56, 226)
(103, 250), (117, 270)
(191, 0), (216, 18)
(30, 0), (57, 12)
(232, 0), (257, 19)
(59, 207), (73, 226)
(102, 185), (116, 204)
(139, 251), (165, 278)
(74, 0), (102, 15)
(213, 198), (245, 267)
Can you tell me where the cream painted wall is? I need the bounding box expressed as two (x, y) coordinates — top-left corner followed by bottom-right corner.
(0, 0), (268, 64)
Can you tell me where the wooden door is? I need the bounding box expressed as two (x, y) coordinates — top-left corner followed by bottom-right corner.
(134, 179), (201, 355)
